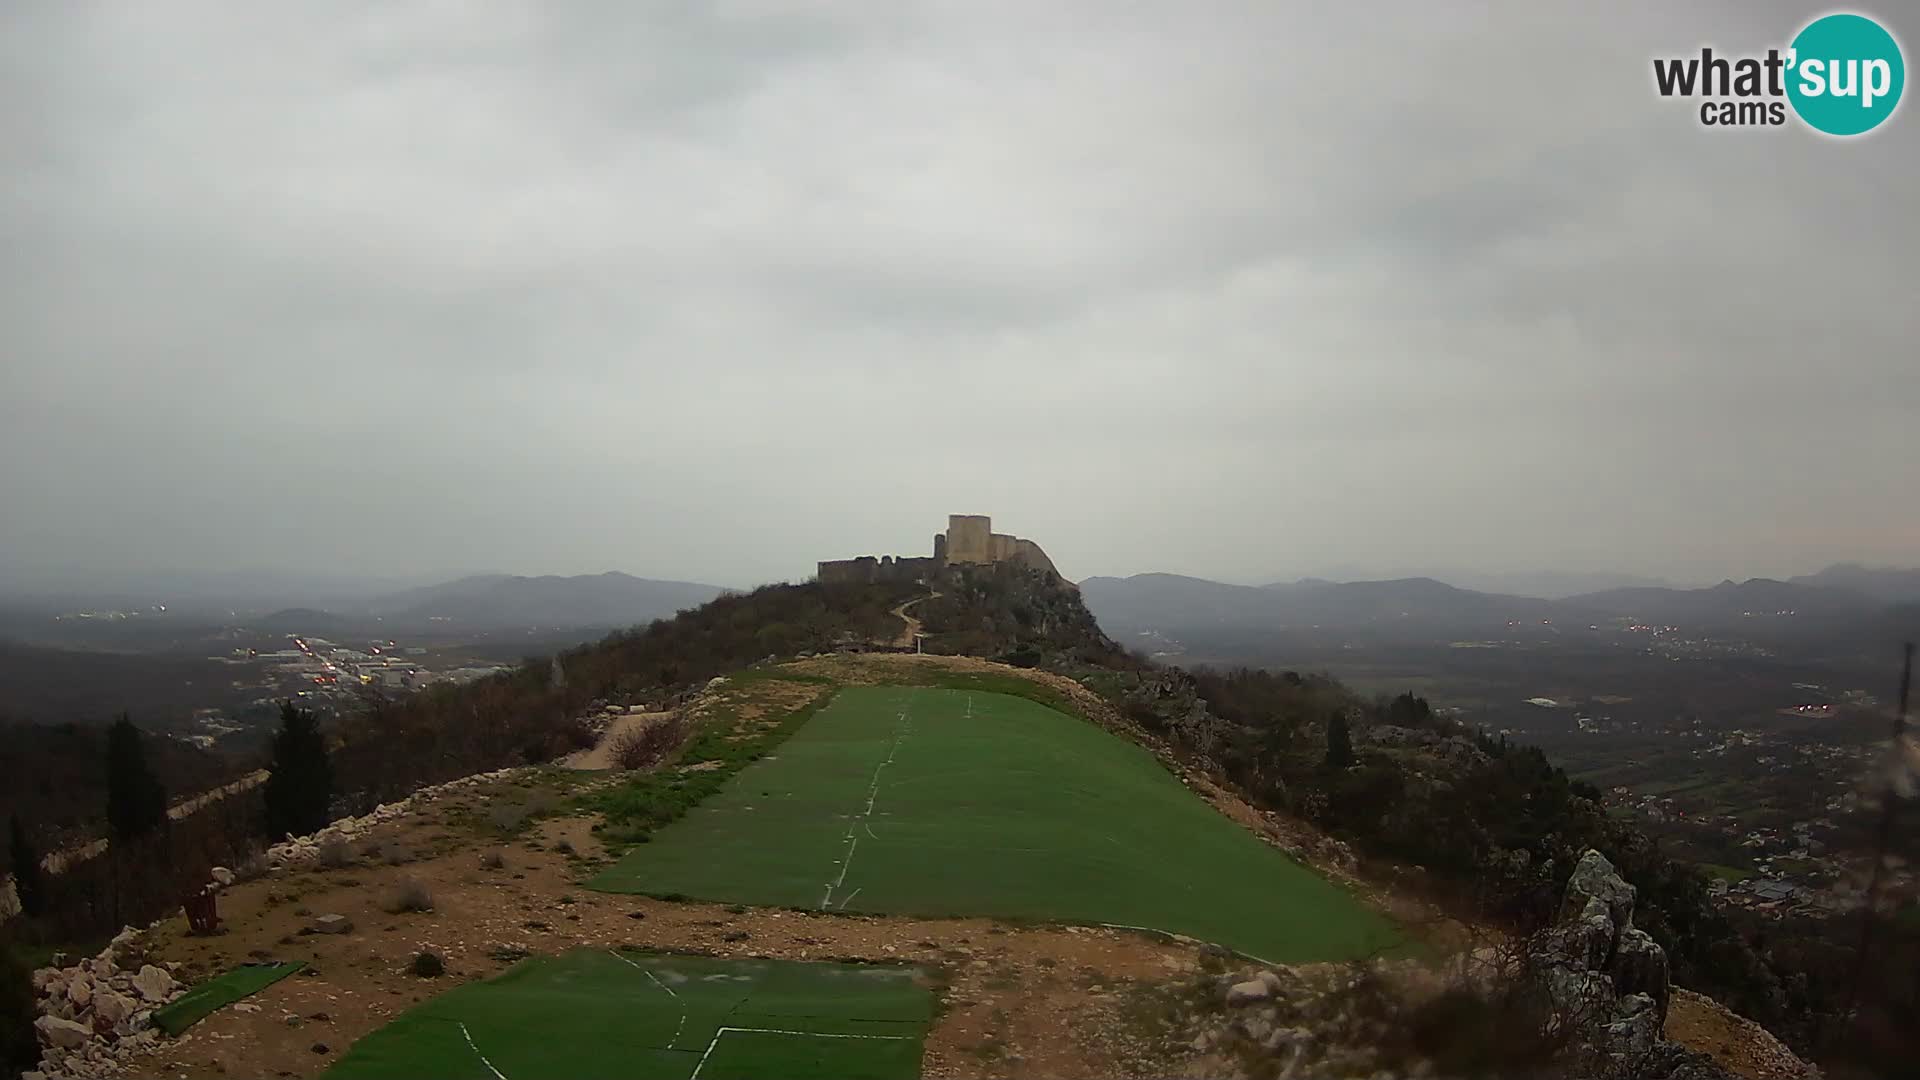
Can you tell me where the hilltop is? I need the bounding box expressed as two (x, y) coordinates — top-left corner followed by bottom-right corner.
(7, 534), (1857, 1079)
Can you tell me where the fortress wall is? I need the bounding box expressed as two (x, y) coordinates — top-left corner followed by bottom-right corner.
(817, 557), (879, 584)
(817, 555), (938, 585)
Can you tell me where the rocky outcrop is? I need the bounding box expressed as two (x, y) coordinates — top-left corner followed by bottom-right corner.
(1533, 849), (1746, 1078)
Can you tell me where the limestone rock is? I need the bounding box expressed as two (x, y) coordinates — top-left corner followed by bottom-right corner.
(34, 1015), (92, 1050)
(132, 964), (176, 1002)
(1562, 848), (1636, 929)
(1613, 927), (1670, 1023)
(64, 976), (92, 1009)
(210, 866), (235, 887)
(1225, 979), (1272, 1006)
(91, 989), (135, 1029)
(310, 913), (354, 935)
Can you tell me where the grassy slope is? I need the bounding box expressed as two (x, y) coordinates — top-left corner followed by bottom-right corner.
(590, 687), (1398, 964)
(324, 949), (931, 1080)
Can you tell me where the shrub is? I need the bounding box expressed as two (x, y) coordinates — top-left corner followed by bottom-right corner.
(610, 714), (692, 771)
(379, 843), (415, 866)
(552, 838), (574, 856)
(479, 849), (505, 870)
(409, 950), (445, 978)
(487, 802), (529, 834)
(316, 836), (356, 869)
(232, 850), (272, 883)
(381, 878), (434, 914)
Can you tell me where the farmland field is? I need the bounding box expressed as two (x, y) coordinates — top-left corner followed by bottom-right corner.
(323, 949), (932, 1080)
(590, 686), (1397, 963)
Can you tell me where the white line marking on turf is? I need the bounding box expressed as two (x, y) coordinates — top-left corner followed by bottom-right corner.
(838, 887), (861, 908)
(608, 950), (688, 1049)
(688, 1026), (910, 1080)
(458, 1021), (509, 1080)
(820, 697), (915, 909)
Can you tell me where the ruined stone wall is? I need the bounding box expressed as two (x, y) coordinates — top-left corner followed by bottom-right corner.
(946, 514), (993, 564)
(1010, 539), (1063, 579)
(816, 555), (939, 585)
(817, 557), (880, 584)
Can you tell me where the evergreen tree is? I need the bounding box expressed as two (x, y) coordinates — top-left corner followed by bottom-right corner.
(1324, 709), (1356, 769)
(0, 940), (38, 1080)
(264, 701), (334, 840)
(105, 714), (167, 844)
(6, 816), (44, 919)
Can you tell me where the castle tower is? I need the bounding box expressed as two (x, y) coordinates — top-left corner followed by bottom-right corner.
(945, 514), (993, 564)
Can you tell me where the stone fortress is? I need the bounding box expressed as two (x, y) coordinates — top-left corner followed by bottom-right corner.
(816, 514), (1065, 585)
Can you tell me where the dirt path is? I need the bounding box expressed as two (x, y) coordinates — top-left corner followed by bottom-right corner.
(558, 710), (666, 770)
(890, 591), (940, 648)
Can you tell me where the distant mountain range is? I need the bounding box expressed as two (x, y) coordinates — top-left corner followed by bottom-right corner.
(355, 572), (729, 630)
(1080, 564), (1920, 640)
(1787, 563), (1920, 605)
(240, 573), (730, 634)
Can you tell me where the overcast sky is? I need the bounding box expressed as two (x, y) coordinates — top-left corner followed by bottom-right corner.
(3, 2), (1914, 592)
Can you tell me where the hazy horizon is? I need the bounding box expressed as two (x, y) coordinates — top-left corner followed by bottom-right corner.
(5, 4), (1914, 591)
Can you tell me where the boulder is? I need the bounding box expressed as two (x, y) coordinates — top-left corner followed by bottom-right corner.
(1224, 979), (1272, 1007)
(92, 989), (136, 1029)
(210, 866), (236, 887)
(65, 976), (92, 1009)
(132, 964), (176, 1002)
(310, 913), (354, 935)
(34, 1015), (92, 1050)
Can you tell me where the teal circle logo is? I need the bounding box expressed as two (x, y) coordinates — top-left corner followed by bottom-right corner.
(1787, 13), (1905, 136)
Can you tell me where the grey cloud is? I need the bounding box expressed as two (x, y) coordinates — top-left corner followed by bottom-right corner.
(2, 2), (1915, 591)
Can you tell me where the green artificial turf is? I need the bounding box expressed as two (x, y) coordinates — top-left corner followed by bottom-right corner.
(590, 687), (1399, 963)
(322, 949), (930, 1080)
(152, 961), (306, 1036)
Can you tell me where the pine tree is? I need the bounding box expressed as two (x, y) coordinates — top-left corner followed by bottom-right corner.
(106, 714), (168, 843)
(0, 939), (39, 1079)
(1324, 709), (1356, 769)
(263, 701), (333, 840)
(7, 815), (45, 919)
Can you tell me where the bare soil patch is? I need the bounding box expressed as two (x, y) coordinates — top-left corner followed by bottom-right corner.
(118, 780), (1207, 1079)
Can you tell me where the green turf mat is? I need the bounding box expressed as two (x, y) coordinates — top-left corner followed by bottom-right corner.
(324, 949), (930, 1080)
(152, 960), (307, 1036)
(591, 687), (1401, 963)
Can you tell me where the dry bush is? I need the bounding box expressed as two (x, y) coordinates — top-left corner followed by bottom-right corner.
(381, 877), (434, 914)
(232, 850), (271, 883)
(479, 849), (505, 870)
(553, 838), (575, 856)
(316, 836), (356, 869)
(610, 714), (693, 771)
(409, 950), (445, 978)
(379, 842), (416, 866)
(488, 802), (529, 834)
